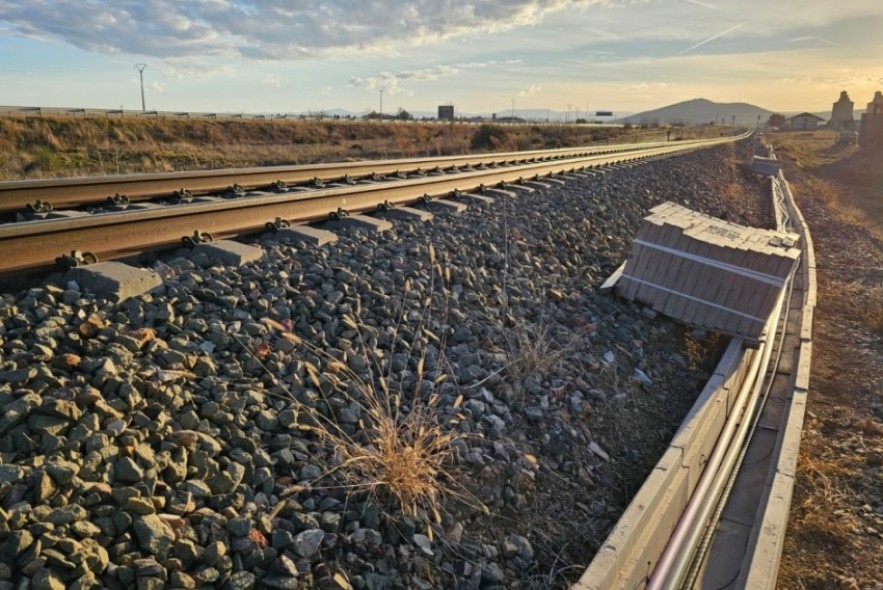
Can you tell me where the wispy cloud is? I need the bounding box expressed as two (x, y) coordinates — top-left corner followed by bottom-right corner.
(677, 22), (746, 55)
(162, 59), (235, 81)
(789, 36), (839, 46)
(683, 0), (719, 10)
(519, 84), (543, 97)
(349, 60), (512, 95)
(260, 74), (284, 89)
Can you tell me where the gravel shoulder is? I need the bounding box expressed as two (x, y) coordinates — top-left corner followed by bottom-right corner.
(0, 141), (770, 589)
(772, 134), (883, 589)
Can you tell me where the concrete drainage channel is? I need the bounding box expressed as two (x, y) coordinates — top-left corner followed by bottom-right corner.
(574, 140), (815, 589)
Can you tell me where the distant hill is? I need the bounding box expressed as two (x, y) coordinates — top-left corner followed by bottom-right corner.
(623, 98), (775, 126)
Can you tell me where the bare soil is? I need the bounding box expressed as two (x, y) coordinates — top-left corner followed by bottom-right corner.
(770, 132), (883, 589)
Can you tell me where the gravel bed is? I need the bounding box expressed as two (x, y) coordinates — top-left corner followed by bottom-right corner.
(0, 140), (767, 589)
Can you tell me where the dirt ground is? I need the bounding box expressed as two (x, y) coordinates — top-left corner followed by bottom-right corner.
(770, 132), (883, 589)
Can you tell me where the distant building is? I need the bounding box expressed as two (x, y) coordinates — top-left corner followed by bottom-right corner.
(859, 91), (883, 149)
(829, 91), (854, 129)
(866, 91), (883, 114)
(437, 105), (454, 121)
(767, 113), (786, 129)
(787, 112), (824, 130)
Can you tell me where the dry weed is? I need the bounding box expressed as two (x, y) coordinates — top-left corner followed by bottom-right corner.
(502, 318), (568, 396)
(237, 249), (485, 534)
(827, 279), (883, 335)
(796, 452), (858, 540)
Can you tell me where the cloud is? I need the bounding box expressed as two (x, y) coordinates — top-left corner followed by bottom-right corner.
(261, 74), (284, 89)
(677, 22), (746, 55)
(519, 84), (543, 97)
(349, 60), (509, 95)
(0, 0), (610, 60)
(682, 0), (719, 9)
(150, 81), (165, 93)
(620, 82), (673, 91)
(161, 59), (235, 81)
(789, 36), (839, 47)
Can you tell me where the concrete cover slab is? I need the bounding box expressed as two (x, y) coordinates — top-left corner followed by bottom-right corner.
(751, 156), (782, 176)
(617, 201), (801, 341)
(191, 240), (265, 267)
(66, 261), (163, 302)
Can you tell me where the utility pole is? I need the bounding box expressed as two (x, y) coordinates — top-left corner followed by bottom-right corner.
(379, 88), (383, 122)
(511, 97), (515, 122)
(134, 63), (147, 112)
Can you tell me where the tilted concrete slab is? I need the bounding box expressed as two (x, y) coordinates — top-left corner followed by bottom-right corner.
(191, 240), (265, 267)
(271, 226), (338, 246)
(751, 156), (782, 176)
(66, 262), (163, 302)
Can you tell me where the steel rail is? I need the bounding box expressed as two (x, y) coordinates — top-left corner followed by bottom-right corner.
(0, 141), (682, 214)
(0, 136), (744, 275)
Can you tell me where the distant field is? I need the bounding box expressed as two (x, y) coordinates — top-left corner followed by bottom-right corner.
(0, 116), (723, 181)
(769, 130), (883, 236)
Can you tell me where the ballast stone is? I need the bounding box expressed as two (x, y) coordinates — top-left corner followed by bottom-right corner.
(66, 262), (163, 302)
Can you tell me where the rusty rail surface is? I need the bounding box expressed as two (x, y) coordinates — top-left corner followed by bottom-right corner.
(0, 141), (683, 214)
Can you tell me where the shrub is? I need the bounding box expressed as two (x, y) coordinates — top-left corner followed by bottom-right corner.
(470, 123), (507, 150)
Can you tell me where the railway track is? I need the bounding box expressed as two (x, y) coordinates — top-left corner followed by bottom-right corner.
(1, 141), (691, 214)
(0, 136), (743, 274)
(2, 130), (812, 589)
(575, 139), (814, 589)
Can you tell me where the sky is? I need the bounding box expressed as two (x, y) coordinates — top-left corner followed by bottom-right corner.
(1, 0), (882, 117)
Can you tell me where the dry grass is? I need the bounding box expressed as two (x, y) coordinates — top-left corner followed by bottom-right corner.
(236, 249), (485, 534)
(0, 115), (726, 180)
(253, 314), (483, 533)
(793, 435), (860, 541)
(827, 279), (883, 336)
(769, 131), (883, 239)
(501, 318), (573, 398)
